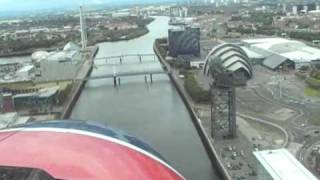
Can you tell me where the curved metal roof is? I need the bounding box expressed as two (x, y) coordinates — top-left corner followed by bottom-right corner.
(204, 43), (253, 79)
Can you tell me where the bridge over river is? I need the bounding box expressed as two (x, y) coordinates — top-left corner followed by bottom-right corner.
(70, 16), (221, 180)
(90, 54), (166, 86)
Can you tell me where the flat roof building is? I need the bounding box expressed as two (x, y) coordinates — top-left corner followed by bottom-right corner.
(242, 38), (320, 69)
(253, 149), (317, 180)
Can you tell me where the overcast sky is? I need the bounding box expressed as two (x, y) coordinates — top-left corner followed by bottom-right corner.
(0, 0), (167, 11)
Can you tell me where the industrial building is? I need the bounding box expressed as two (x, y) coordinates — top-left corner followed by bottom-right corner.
(242, 38), (320, 70)
(168, 26), (200, 57)
(253, 149), (317, 180)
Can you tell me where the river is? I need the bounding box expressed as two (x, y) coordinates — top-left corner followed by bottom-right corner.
(0, 16), (219, 179)
(72, 16), (220, 179)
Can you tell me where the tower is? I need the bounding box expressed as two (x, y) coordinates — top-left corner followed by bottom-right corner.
(80, 6), (87, 50)
(203, 44), (252, 138)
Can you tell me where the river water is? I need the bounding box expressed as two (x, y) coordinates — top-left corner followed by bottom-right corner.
(0, 16), (218, 179)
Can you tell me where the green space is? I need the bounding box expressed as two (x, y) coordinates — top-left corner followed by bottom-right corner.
(184, 72), (209, 103)
(304, 87), (320, 98)
(155, 38), (209, 103)
(89, 27), (149, 44)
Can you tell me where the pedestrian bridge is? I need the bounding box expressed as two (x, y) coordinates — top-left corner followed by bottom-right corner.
(94, 53), (157, 64)
(89, 54), (166, 86)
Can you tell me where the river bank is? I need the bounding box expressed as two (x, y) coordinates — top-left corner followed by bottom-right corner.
(154, 39), (230, 180)
(70, 16), (220, 180)
(61, 46), (98, 119)
(0, 18), (154, 58)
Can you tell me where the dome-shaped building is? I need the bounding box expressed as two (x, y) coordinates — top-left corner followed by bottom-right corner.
(203, 43), (252, 86)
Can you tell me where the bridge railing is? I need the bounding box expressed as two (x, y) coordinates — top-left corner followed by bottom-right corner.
(94, 54), (157, 64)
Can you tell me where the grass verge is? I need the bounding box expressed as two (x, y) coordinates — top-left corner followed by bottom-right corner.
(304, 87), (320, 97)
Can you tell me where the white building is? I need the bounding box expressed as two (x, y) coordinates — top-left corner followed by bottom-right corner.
(253, 149), (317, 180)
(242, 38), (320, 69)
(16, 65), (35, 79)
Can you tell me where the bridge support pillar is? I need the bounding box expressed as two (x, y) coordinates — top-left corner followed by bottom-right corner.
(150, 74), (153, 83)
(113, 76), (117, 87)
(118, 77), (121, 86)
(144, 75), (148, 83)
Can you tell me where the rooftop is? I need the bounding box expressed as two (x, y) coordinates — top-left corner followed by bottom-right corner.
(242, 38), (320, 62)
(240, 46), (264, 59)
(16, 65), (34, 73)
(263, 54), (290, 69)
(253, 149), (317, 180)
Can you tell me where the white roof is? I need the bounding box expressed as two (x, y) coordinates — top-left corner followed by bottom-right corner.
(281, 51), (318, 62)
(63, 42), (80, 51)
(31, 51), (49, 62)
(242, 38), (320, 62)
(240, 46), (263, 59)
(17, 65), (34, 73)
(242, 38), (292, 45)
(253, 149), (317, 180)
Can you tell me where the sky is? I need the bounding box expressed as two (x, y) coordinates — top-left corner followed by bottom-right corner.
(0, 0), (109, 11)
(0, 0), (170, 12)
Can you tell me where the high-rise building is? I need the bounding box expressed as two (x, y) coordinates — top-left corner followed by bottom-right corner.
(168, 26), (200, 57)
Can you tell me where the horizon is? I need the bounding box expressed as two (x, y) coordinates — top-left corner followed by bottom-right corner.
(0, 0), (180, 12)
